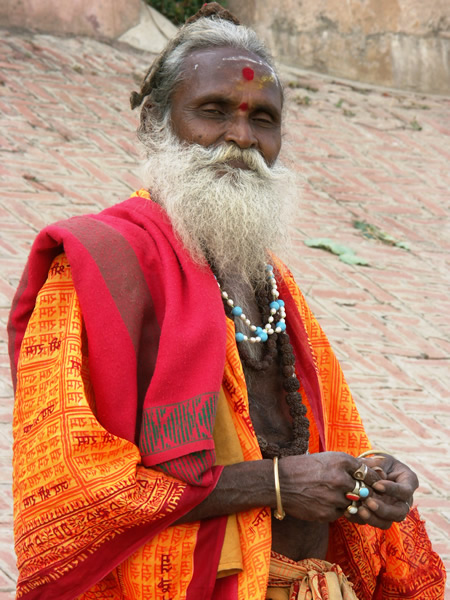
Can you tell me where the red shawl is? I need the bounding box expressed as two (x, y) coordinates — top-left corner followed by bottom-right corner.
(9, 194), (326, 470)
(9, 195), (231, 481)
(8, 193), (327, 599)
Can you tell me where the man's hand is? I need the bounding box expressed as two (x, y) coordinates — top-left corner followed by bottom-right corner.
(346, 455), (418, 529)
(175, 452), (418, 532)
(278, 452), (384, 523)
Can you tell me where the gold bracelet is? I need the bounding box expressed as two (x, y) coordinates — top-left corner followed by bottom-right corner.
(273, 457), (285, 521)
(358, 450), (391, 459)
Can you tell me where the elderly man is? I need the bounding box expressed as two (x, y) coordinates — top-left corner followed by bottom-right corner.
(9, 4), (445, 600)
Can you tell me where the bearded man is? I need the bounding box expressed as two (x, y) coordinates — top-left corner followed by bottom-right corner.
(8, 4), (445, 600)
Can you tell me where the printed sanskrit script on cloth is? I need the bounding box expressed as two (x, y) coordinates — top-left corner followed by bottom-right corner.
(9, 190), (446, 599)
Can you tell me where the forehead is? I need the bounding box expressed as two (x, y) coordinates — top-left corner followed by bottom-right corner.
(176, 46), (283, 107)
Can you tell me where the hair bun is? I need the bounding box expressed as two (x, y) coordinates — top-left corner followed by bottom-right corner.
(185, 2), (241, 26)
(130, 90), (144, 110)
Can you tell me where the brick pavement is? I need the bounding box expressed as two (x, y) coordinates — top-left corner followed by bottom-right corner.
(1, 27), (449, 598)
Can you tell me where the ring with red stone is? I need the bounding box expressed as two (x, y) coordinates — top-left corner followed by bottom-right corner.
(345, 480), (362, 502)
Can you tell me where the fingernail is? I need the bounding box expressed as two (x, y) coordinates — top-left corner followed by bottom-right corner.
(358, 507), (370, 520)
(373, 482), (385, 492)
(367, 499), (378, 511)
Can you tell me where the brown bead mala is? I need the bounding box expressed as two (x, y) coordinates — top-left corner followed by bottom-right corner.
(222, 277), (310, 458)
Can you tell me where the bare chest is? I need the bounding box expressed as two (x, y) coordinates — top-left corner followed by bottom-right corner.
(228, 287), (291, 444)
(243, 347), (293, 448)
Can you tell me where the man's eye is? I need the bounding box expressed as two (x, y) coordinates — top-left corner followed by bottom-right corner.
(201, 107), (224, 116)
(253, 115), (274, 125)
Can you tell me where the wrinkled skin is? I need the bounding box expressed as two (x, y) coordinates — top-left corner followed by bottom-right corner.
(168, 46), (283, 166)
(279, 452), (416, 527)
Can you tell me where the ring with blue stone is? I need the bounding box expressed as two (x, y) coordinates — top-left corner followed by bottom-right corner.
(359, 483), (369, 499)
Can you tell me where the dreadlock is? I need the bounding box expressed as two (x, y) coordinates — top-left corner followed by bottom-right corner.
(129, 2), (280, 121)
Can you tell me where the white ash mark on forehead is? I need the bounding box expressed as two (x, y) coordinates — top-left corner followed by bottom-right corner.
(221, 55), (280, 85)
(222, 55), (264, 65)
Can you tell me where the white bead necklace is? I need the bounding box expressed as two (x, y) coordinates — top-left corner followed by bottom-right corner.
(217, 265), (287, 343)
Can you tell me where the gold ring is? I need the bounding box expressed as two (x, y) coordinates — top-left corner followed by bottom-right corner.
(353, 463), (368, 481)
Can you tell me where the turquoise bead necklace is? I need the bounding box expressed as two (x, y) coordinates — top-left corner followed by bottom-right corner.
(218, 265), (310, 457)
(217, 265), (287, 344)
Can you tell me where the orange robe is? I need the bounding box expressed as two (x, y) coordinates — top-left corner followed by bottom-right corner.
(11, 192), (445, 600)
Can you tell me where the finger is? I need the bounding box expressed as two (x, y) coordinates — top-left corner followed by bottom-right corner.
(356, 509), (394, 529)
(344, 512), (367, 526)
(363, 466), (384, 488)
(374, 461), (419, 491)
(361, 496), (410, 522)
(372, 479), (415, 502)
(345, 458), (383, 488)
(361, 457), (388, 480)
(372, 466), (388, 479)
(346, 507), (394, 530)
(387, 467), (419, 490)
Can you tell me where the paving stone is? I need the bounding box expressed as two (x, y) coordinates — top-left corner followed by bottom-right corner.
(0, 26), (449, 596)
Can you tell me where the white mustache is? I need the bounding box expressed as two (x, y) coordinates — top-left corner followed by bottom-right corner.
(192, 143), (273, 177)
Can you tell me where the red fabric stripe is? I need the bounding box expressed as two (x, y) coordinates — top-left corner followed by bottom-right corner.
(186, 516), (228, 600)
(7, 260), (29, 390)
(212, 574), (239, 599)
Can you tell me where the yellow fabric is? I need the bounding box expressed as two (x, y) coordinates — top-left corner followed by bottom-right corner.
(214, 388), (244, 578)
(214, 388), (245, 466)
(216, 515), (243, 578)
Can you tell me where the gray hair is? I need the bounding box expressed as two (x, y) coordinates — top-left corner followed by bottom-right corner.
(131, 16), (282, 125)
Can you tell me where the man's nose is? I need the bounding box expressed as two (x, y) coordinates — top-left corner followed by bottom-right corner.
(223, 116), (258, 149)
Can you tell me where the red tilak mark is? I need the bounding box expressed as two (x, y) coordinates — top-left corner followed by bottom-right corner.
(242, 67), (254, 81)
(239, 102), (248, 111)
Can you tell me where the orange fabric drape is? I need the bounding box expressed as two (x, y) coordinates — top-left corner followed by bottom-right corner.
(12, 254), (192, 598)
(13, 251), (445, 600)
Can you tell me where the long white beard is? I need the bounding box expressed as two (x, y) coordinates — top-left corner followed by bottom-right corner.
(140, 124), (297, 289)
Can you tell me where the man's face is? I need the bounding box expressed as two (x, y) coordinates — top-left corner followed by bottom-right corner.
(169, 46), (283, 167)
